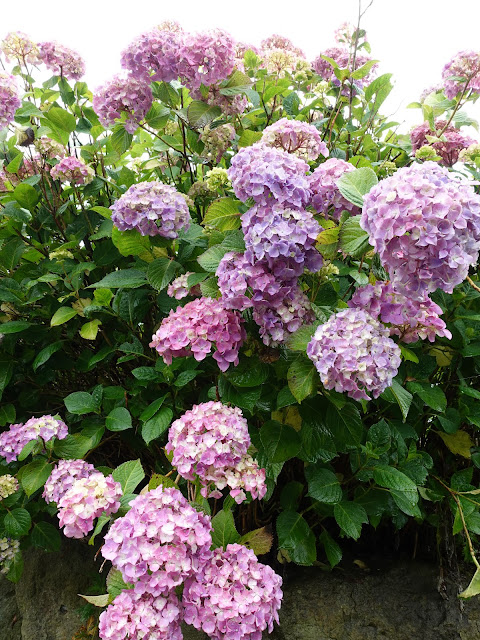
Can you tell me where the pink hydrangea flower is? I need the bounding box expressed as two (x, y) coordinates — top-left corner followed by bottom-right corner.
(50, 156), (94, 185)
(167, 272), (200, 299)
(120, 27), (183, 83)
(101, 485), (212, 588)
(307, 308), (402, 401)
(93, 75), (153, 134)
(0, 74), (20, 128)
(38, 41), (85, 80)
(0, 415), (68, 463)
(33, 136), (65, 159)
(261, 34), (304, 57)
(410, 120), (475, 166)
(150, 297), (246, 372)
(57, 472), (122, 539)
(312, 47), (377, 92)
(178, 29), (236, 91)
(442, 51), (480, 100)
(309, 158), (361, 220)
(183, 543), (283, 640)
(261, 118), (328, 161)
(43, 459), (95, 504)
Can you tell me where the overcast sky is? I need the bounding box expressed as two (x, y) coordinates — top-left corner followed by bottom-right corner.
(2, 0), (480, 132)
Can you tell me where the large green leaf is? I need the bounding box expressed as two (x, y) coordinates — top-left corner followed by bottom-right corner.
(89, 269), (147, 289)
(4, 508), (31, 537)
(111, 227), (151, 257)
(18, 459), (53, 497)
(203, 198), (242, 231)
(31, 522), (61, 552)
(406, 381), (447, 413)
(112, 459), (145, 494)
(305, 466), (342, 504)
(64, 391), (99, 415)
(211, 510), (240, 549)
(147, 258), (180, 291)
(187, 101), (222, 128)
(141, 407), (173, 445)
(327, 403), (363, 451)
(338, 216), (371, 257)
(319, 530), (342, 567)
(287, 356), (318, 402)
(334, 501), (368, 540)
(336, 167), (378, 207)
(260, 420), (301, 463)
(276, 510), (317, 565)
(106, 407), (132, 432)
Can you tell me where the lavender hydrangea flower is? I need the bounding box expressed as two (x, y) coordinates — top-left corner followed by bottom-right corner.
(228, 143), (311, 208)
(178, 29), (236, 91)
(307, 308), (401, 401)
(1, 32), (40, 65)
(442, 51), (480, 100)
(43, 459), (95, 505)
(150, 297), (246, 372)
(120, 27), (183, 83)
(0, 475), (18, 500)
(361, 161), (480, 298)
(110, 182), (190, 238)
(309, 158), (361, 220)
(101, 485), (212, 588)
(261, 118), (328, 161)
(312, 47), (377, 92)
(410, 120), (475, 166)
(0, 74), (20, 129)
(183, 543), (283, 640)
(92, 75), (153, 134)
(0, 415), (68, 463)
(50, 156), (94, 185)
(38, 41), (85, 80)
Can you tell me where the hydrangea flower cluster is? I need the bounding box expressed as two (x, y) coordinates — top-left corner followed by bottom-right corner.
(183, 543), (283, 640)
(228, 143), (311, 208)
(334, 22), (367, 46)
(309, 158), (361, 219)
(120, 27), (183, 83)
(43, 459), (95, 505)
(102, 485), (212, 588)
(50, 156), (94, 185)
(460, 142), (480, 166)
(0, 538), (19, 574)
(33, 136), (65, 159)
(110, 182), (190, 238)
(349, 282), (452, 343)
(178, 29), (236, 91)
(360, 161), (480, 298)
(0, 474), (18, 499)
(442, 50), (480, 99)
(167, 272), (198, 300)
(312, 47), (377, 92)
(98, 585), (183, 640)
(0, 73), (20, 129)
(57, 472), (122, 539)
(263, 48), (304, 79)
(0, 415), (68, 463)
(166, 402), (266, 502)
(1, 32), (40, 64)
(200, 124), (235, 163)
(38, 41), (85, 80)
(150, 297), (245, 372)
(261, 118), (329, 161)
(197, 85), (248, 116)
(410, 120), (475, 166)
(205, 167), (230, 191)
(307, 308), (402, 401)
(261, 34), (304, 57)
(92, 75), (153, 134)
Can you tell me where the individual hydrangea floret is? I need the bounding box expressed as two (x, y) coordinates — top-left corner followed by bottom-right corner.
(0, 415), (68, 463)
(442, 51), (480, 100)
(228, 143), (311, 208)
(183, 543), (283, 640)
(178, 29), (236, 91)
(349, 282), (452, 343)
(307, 308), (401, 401)
(200, 124), (235, 163)
(50, 156), (94, 185)
(1, 32), (40, 65)
(43, 459), (95, 505)
(101, 485), (212, 588)
(410, 120), (475, 166)
(0, 475), (18, 499)
(309, 158), (361, 220)
(312, 47), (377, 92)
(120, 27), (183, 83)
(33, 136), (65, 159)
(38, 41), (85, 80)
(110, 182), (190, 238)
(0, 74), (20, 129)
(98, 584), (183, 640)
(0, 538), (20, 575)
(150, 297), (245, 372)
(167, 272), (200, 300)
(92, 75), (153, 134)
(57, 472), (122, 539)
(261, 118), (328, 161)
(360, 161), (480, 298)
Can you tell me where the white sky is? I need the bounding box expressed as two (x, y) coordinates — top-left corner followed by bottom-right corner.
(2, 0), (480, 133)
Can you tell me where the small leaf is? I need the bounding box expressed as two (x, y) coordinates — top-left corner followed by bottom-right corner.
(147, 258), (180, 291)
(306, 466), (342, 504)
(437, 430), (473, 459)
(4, 508), (31, 536)
(33, 342), (63, 371)
(276, 510), (317, 565)
(79, 319), (101, 340)
(287, 356), (318, 402)
(31, 522), (61, 551)
(142, 407), (173, 445)
(111, 126), (133, 154)
(460, 568), (480, 599)
(64, 391), (98, 415)
(106, 407), (132, 432)
(18, 459), (53, 497)
(260, 420), (301, 463)
(89, 269), (147, 289)
(319, 530), (342, 567)
(211, 510), (240, 549)
(78, 594), (110, 607)
(112, 459), (145, 494)
(334, 501), (368, 540)
(50, 307), (78, 326)
(338, 216), (371, 257)
(0, 321), (31, 334)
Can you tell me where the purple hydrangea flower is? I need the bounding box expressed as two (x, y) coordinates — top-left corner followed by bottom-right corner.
(410, 120), (475, 166)
(261, 118), (328, 161)
(228, 143), (311, 208)
(150, 297), (246, 372)
(38, 41), (85, 80)
(178, 29), (236, 91)
(121, 27), (183, 83)
(309, 158), (361, 220)
(442, 51), (480, 100)
(361, 161), (480, 298)
(110, 182), (190, 238)
(0, 74), (20, 128)
(92, 75), (153, 134)
(43, 459), (95, 504)
(312, 47), (377, 92)
(183, 543), (283, 640)
(307, 308), (401, 401)
(0, 415), (68, 463)
(50, 156), (94, 185)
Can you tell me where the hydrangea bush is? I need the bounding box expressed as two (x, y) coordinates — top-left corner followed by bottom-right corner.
(1, 14), (480, 639)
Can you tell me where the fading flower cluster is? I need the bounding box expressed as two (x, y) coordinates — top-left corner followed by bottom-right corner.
(410, 120), (475, 166)
(193, 84), (248, 117)
(188, 180), (214, 200)
(349, 282), (452, 343)
(178, 29), (236, 91)
(166, 402), (266, 503)
(228, 143), (311, 208)
(167, 272), (200, 300)
(263, 48), (304, 78)
(261, 118), (328, 161)
(0, 415), (68, 463)
(309, 158), (361, 219)
(50, 156), (94, 185)
(99, 585), (183, 640)
(361, 161), (480, 298)
(334, 22), (367, 46)
(200, 124), (235, 163)
(254, 285), (314, 346)
(120, 27), (183, 83)
(261, 34), (304, 57)
(460, 142), (480, 166)
(57, 472), (122, 539)
(312, 47), (377, 92)
(0, 474), (18, 499)
(183, 543), (283, 640)
(110, 182), (190, 238)
(0, 74), (20, 129)
(33, 136), (65, 159)
(102, 485), (212, 588)
(307, 308), (401, 401)
(92, 75), (153, 134)
(442, 50), (480, 99)
(205, 167), (230, 191)
(150, 297), (245, 371)
(43, 459), (95, 505)
(0, 538), (19, 574)
(1, 32), (40, 64)
(38, 41), (85, 80)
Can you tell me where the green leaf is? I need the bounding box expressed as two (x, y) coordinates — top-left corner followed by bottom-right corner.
(91, 206), (112, 219)
(79, 319), (102, 340)
(64, 391), (98, 415)
(276, 510), (317, 565)
(4, 508), (31, 536)
(238, 527), (273, 555)
(337, 167), (378, 207)
(286, 324), (319, 352)
(384, 379), (413, 422)
(142, 407), (173, 445)
(18, 459), (53, 497)
(237, 130), (263, 148)
(0, 321), (31, 334)
(139, 395), (167, 422)
(45, 106), (76, 133)
(31, 522), (61, 552)
(351, 59), (379, 80)
(53, 433), (94, 459)
(50, 307), (78, 326)
(13, 183), (39, 211)
(5, 152), (24, 174)
(106, 407), (132, 432)
(79, 593), (110, 607)
(89, 269), (147, 289)
(32, 341), (63, 371)
(5, 552), (23, 583)
(211, 510), (240, 549)
(112, 459), (145, 494)
(111, 126), (134, 154)
(187, 101), (222, 128)
(203, 198), (242, 231)
(334, 501), (368, 539)
(260, 420), (301, 463)
(148, 473), (177, 491)
(437, 430), (473, 459)
(327, 403), (363, 451)
(406, 381), (447, 413)
(319, 530), (342, 567)
(373, 465), (418, 512)
(106, 568), (131, 598)
(147, 258), (180, 291)
(225, 358), (269, 387)
(305, 466), (342, 504)
(112, 227), (151, 257)
(460, 568), (480, 599)
(338, 216), (371, 257)
(287, 356), (318, 402)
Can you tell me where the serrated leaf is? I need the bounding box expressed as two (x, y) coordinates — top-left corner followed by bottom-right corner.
(406, 381), (447, 413)
(305, 466), (342, 504)
(4, 508), (31, 536)
(148, 473), (177, 491)
(187, 101), (222, 128)
(147, 258), (180, 291)
(225, 358), (269, 387)
(112, 459), (145, 494)
(276, 510), (317, 565)
(106, 568), (131, 598)
(260, 420), (301, 463)
(31, 522), (61, 551)
(237, 130), (263, 148)
(13, 183), (39, 212)
(384, 379), (413, 422)
(106, 407), (132, 432)
(142, 407), (173, 445)
(89, 269), (147, 289)
(111, 127), (133, 154)
(338, 216), (371, 257)
(238, 527), (273, 555)
(18, 459), (53, 497)
(287, 356), (318, 402)
(327, 403), (363, 451)
(211, 510), (240, 549)
(50, 307), (78, 326)
(112, 227), (151, 257)
(64, 391), (98, 415)
(337, 168), (378, 207)
(203, 198), (241, 231)
(437, 430), (473, 459)
(286, 324), (319, 352)
(319, 530), (342, 567)
(334, 501), (368, 540)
